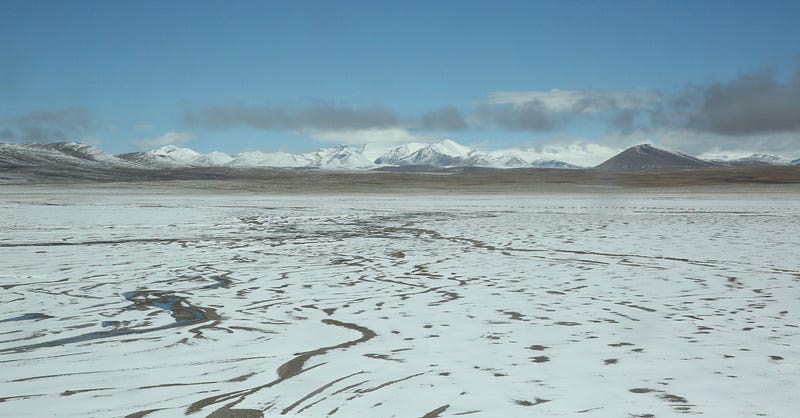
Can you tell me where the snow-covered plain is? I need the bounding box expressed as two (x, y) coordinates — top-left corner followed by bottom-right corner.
(1, 187), (799, 417)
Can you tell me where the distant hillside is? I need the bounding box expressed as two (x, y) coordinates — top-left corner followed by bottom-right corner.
(595, 144), (716, 171)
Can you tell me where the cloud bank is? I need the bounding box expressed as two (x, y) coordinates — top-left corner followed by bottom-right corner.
(683, 68), (800, 136)
(185, 102), (400, 132)
(309, 128), (433, 146)
(0, 107), (92, 141)
(420, 106), (468, 131)
(178, 63), (800, 158)
(485, 89), (657, 113)
(475, 100), (558, 132)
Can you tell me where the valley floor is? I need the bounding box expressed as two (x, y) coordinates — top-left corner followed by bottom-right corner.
(1, 185), (799, 417)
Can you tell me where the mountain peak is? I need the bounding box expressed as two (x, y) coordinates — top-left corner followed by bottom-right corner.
(151, 144), (198, 154)
(430, 139), (473, 158)
(148, 145), (202, 162)
(595, 143), (714, 171)
(631, 143), (657, 151)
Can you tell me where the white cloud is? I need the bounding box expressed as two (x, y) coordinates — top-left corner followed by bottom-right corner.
(485, 89), (657, 113)
(645, 128), (800, 159)
(309, 127), (435, 145)
(133, 131), (194, 147)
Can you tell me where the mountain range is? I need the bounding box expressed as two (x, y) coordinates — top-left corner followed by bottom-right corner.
(218, 139), (581, 169)
(1, 139), (581, 171)
(1, 140), (799, 176)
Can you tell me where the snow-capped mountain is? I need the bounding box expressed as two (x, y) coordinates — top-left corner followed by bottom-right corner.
(459, 153), (530, 168)
(397, 139), (475, 166)
(115, 151), (174, 167)
(28, 142), (123, 164)
(1, 141), (134, 168)
(725, 154), (793, 166)
(226, 145), (374, 169)
(493, 149), (582, 168)
(374, 143), (427, 164)
(374, 139), (577, 169)
(306, 145), (376, 169)
(116, 146), (196, 167)
(793, 158), (800, 165)
(120, 146), (238, 168)
(148, 145), (202, 164)
(117, 145), (205, 167)
(130, 139), (578, 170)
(483, 149), (581, 169)
(192, 151), (234, 166)
(2, 139), (580, 172)
(458, 152), (577, 169)
(375, 140), (468, 166)
(423, 139), (474, 159)
(227, 150), (312, 168)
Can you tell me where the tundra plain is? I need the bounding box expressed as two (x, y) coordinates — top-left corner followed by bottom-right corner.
(1, 182), (799, 417)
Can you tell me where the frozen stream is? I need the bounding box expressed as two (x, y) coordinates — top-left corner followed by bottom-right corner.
(1, 187), (799, 417)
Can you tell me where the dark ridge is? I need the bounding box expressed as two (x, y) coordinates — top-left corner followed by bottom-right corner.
(25, 142), (100, 161)
(595, 144), (717, 171)
(371, 165), (455, 173)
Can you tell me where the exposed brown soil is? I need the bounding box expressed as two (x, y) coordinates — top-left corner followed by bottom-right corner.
(4, 165), (800, 193)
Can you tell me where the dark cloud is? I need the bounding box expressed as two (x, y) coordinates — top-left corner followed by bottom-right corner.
(186, 102), (400, 131)
(0, 68), (24, 99)
(476, 100), (557, 132)
(572, 93), (623, 113)
(685, 68), (800, 135)
(420, 106), (467, 131)
(0, 128), (16, 140)
(655, 132), (800, 157)
(611, 109), (640, 134)
(1, 107), (91, 141)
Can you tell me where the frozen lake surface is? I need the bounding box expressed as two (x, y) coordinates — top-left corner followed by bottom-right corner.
(1, 186), (799, 417)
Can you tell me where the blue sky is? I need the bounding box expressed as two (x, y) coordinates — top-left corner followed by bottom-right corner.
(2, 0), (799, 163)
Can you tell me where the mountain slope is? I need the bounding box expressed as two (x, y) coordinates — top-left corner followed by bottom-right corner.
(381, 139), (473, 166)
(459, 153), (530, 168)
(117, 145), (207, 167)
(726, 154), (792, 166)
(193, 151), (234, 166)
(227, 146), (374, 169)
(374, 143), (427, 164)
(148, 145), (202, 165)
(530, 158), (580, 169)
(306, 145), (375, 169)
(116, 151), (183, 167)
(594, 144), (715, 171)
(1, 142), (132, 168)
(227, 151), (312, 168)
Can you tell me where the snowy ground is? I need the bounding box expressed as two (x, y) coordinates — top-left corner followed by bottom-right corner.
(1, 186), (799, 417)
